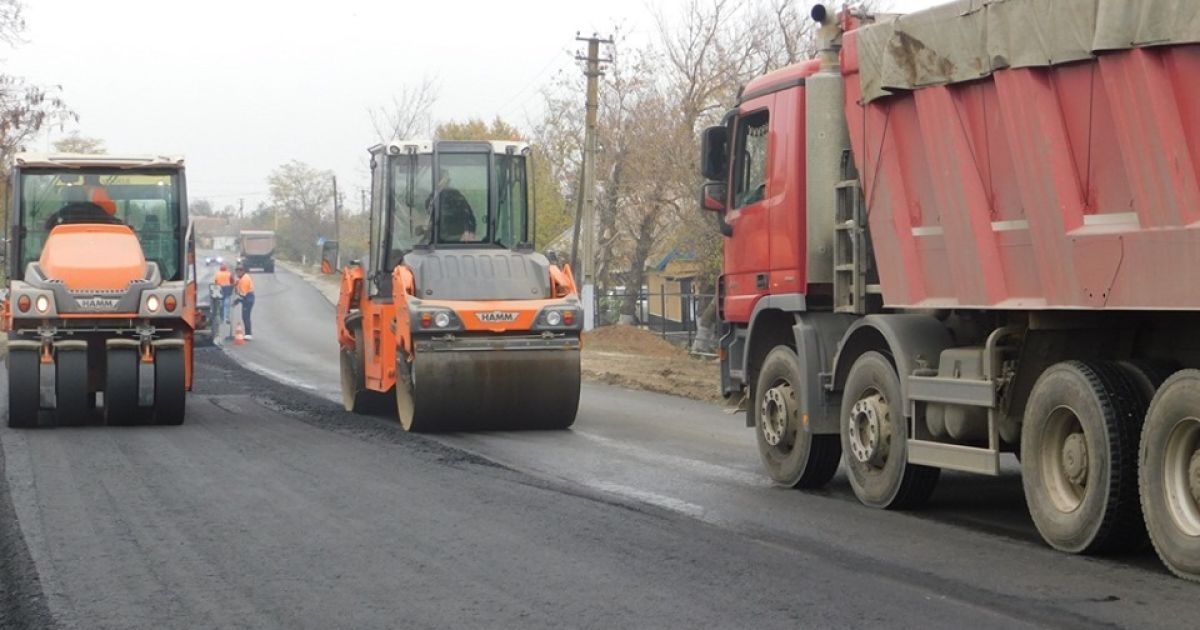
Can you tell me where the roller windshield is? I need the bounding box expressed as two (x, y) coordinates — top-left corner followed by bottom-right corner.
(387, 149), (529, 253)
(18, 170), (182, 280)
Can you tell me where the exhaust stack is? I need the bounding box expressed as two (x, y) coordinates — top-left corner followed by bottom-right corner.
(804, 4), (851, 287)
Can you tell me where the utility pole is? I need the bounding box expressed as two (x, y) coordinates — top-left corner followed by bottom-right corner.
(361, 188), (367, 214)
(239, 198), (245, 222)
(575, 32), (612, 331)
(332, 175), (341, 268)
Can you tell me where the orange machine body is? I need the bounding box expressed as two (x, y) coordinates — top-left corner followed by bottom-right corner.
(337, 261), (578, 395)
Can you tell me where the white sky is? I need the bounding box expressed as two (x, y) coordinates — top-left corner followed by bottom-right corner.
(8, 0), (940, 211)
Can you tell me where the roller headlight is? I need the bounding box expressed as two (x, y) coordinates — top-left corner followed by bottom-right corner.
(147, 295), (160, 313)
(434, 311), (451, 328)
(546, 310), (563, 326)
(34, 295), (49, 313)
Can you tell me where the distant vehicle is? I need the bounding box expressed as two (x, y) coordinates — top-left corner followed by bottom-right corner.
(239, 230), (275, 272)
(204, 255), (224, 266)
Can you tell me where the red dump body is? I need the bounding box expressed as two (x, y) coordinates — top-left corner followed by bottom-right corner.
(841, 25), (1200, 310)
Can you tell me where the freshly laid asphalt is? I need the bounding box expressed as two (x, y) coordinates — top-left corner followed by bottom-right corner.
(0, 263), (1195, 629)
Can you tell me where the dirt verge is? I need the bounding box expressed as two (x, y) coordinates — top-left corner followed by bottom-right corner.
(583, 326), (721, 404)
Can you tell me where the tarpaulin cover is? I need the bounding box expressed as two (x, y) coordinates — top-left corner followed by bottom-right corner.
(855, 0), (1200, 102)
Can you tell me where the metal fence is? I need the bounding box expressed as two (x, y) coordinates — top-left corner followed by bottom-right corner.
(592, 286), (718, 352)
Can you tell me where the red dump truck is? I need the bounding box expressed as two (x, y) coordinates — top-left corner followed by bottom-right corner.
(702, 0), (1200, 581)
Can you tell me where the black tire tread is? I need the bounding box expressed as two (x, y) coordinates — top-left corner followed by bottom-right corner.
(1082, 360), (1147, 552)
(6, 350), (40, 429)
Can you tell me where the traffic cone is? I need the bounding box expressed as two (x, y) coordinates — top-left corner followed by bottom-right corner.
(234, 321), (246, 345)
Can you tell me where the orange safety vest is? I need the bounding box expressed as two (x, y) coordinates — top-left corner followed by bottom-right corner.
(236, 273), (254, 296)
(214, 269), (233, 286)
(87, 186), (117, 215)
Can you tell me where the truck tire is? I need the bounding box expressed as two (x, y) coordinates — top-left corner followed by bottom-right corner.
(265, 262), (274, 273)
(1117, 360), (1177, 407)
(1021, 360), (1145, 554)
(1139, 370), (1200, 582)
(840, 351), (939, 509)
(753, 346), (841, 488)
(6, 349), (40, 428)
(54, 349), (91, 427)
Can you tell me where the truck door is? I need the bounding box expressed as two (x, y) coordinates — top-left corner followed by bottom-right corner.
(723, 99), (774, 323)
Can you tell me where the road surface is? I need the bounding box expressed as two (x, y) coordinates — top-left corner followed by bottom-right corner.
(0, 263), (1195, 628)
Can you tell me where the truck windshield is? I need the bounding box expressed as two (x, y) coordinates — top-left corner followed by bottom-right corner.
(18, 170), (182, 280)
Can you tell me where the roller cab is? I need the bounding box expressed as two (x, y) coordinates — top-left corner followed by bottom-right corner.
(2, 154), (197, 427)
(332, 140), (581, 431)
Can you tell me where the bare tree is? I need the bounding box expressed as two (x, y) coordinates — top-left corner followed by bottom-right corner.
(369, 77), (439, 142)
(52, 132), (105, 154)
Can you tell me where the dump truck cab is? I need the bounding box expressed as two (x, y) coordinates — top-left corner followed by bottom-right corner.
(332, 139), (581, 431)
(3, 153), (196, 427)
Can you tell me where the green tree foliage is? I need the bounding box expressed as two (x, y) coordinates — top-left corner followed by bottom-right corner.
(435, 117), (571, 252)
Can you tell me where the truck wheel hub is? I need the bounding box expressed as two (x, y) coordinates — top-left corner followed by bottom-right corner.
(1062, 432), (1088, 487)
(848, 393), (889, 467)
(760, 384), (794, 448)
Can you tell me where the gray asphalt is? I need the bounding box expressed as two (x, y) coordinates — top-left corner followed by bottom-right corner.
(0, 262), (1196, 628)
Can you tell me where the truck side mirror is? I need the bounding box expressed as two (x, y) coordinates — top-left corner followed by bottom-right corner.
(701, 181), (727, 212)
(700, 125), (729, 181)
(320, 240), (339, 274)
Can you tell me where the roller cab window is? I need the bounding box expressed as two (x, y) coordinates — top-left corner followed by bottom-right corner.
(18, 170), (182, 279)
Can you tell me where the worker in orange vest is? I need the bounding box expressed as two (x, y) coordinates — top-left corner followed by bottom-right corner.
(233, 265), (255, 340)
(83, 174), (117, 215)
(213, 263), (234, 323)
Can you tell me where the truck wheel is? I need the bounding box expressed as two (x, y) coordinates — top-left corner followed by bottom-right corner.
(7, 349), (41, 428)
(1117, 360), (1177, 407)
(104, 348), (139, 426)
(1021, 360), (1144, 554)
(753, 346), (841, 488)
(1139, 370), (1200, 582)
(54, 349), (91, 427)
(151, 347), (186, 425)
(265, 262), (275, 273)
(840, 351), (939, 509)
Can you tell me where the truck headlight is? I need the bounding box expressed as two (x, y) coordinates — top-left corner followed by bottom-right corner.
(546, 310), (563, 326)
(147, 295), (160, 313)
(35, 295), (49, 313)
(434, 311), (451, 328)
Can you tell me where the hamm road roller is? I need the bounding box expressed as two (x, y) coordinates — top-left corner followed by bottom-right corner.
(329, 140), (581, 431)
(3, 153), (198, 427)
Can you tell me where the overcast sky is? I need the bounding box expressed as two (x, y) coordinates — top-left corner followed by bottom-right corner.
(8, 0), (940, 211)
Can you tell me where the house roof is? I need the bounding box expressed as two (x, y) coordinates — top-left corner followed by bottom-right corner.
(653, 249), (698, 272)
